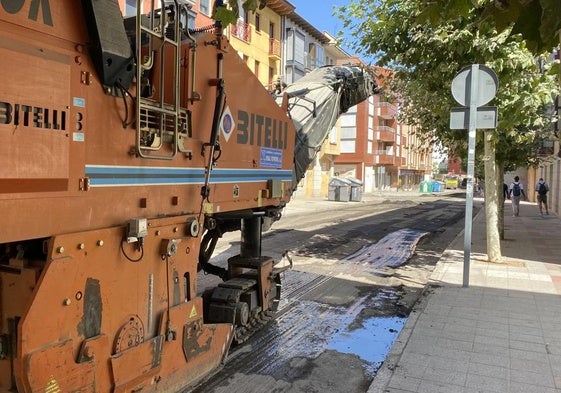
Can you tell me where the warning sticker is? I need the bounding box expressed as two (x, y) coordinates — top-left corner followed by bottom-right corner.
(189, 305), (198, 318)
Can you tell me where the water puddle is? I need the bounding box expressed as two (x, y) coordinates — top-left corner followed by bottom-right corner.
(328, 315), (406, 374)
(249, 283), (407, 378)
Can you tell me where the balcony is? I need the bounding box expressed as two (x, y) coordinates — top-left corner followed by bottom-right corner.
(376, 102), (397, 119)
(231, 20), (251, 42)
(269, 38), (281, 60)
(375, 150), (396, 165)
(375, 126), (396, 142)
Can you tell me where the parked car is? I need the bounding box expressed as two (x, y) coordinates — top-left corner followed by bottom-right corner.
(445, 176), (459, 189)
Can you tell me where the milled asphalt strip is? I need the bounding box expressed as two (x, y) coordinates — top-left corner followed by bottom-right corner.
(367, 207), (483, 392)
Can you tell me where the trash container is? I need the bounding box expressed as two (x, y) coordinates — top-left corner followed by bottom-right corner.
(419, 181), (431, 193)
(431, 181), (442, 192)
(346, 177), (363, 202)
(328, 177), (351, 201)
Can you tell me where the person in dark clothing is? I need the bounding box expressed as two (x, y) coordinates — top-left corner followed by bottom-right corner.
(535, 178), (549, 215)
(508, 176), (526, 216)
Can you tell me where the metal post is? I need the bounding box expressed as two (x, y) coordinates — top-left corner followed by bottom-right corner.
(240, 217), (262, 258)
(463, 64), (479, 288)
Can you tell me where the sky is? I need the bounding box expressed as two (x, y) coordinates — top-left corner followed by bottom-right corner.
(288, 0), (349, 37)
(288, 0), (359, 57)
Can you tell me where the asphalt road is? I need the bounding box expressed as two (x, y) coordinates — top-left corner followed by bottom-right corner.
(190, 191), (478, 393)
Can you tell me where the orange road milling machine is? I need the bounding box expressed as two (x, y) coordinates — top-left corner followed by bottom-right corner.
(0, 1), (375, 391)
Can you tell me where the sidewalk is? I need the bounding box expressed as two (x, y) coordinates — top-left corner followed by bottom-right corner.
(369, 200), (561, 393)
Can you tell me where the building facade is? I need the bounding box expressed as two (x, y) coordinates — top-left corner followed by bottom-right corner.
(227, 1), (294, 90)
(119, 1), (433, 197)
(293, 32), (355, 197)
(281, 13), (329, 85)
(334, 67), (431, 192)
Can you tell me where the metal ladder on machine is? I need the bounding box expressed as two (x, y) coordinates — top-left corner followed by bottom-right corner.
(134, 0), (190, 159)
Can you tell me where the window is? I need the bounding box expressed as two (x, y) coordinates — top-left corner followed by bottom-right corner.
(308, 43), (316, 68)
(125, 0), (136, 16)
(314, 44), (325, 67)
(269, 22), (275, 39)
(341, 108), (357, 126)
(341, 140), (356, 153)
(368, 97), (375, 116)
(294, 30), (305, 65)
(255, 13), (261, 32)
(200, 0), (211, 16)
(292, 68), (305, 83)
(307, 43), (325, 68)
(340, 126), (356, 139)
(269, 67), (275, 89)
(340, 110), (357, 153)
(181, 7), (197, 30)
(254, 60), (260, 79)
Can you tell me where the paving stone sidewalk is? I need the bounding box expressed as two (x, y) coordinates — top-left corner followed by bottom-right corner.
(369, 200), (561, 393)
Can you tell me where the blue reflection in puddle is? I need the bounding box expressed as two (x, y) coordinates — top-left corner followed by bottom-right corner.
(327, 316), (406, 372)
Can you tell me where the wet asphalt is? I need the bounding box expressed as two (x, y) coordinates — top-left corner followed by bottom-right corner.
(190, 190), (473, 393)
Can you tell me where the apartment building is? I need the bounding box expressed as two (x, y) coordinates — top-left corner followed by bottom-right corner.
(281, 12), (329, 85)
(401, 123), (433, 188)
(533, 45), (560, 213)
(227, 1), (294, 90)
(119, 0), (203, 27)
(295, 33), (355, 197)
(334, 67), (432, 192)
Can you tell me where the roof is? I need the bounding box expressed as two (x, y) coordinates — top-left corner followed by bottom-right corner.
(266, 0), (295, 16)
(287, 11), (330, 44)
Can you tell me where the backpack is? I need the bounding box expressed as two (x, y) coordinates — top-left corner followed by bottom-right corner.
(538, 182), (547, 195)
(512, 183), (521, 197)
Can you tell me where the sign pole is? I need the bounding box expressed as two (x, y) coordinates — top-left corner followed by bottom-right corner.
(462, 64), (480, 288)
(451, 64), (498, 288)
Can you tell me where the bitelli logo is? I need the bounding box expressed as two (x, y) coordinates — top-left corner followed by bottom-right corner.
(220, 108), (289, 150)
(236, 110), (289, 150)
(1, 0), (53, 26)
(0, 101), (67, 131)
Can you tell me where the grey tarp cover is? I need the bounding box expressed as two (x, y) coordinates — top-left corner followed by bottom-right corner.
(276, 66), (376, 191)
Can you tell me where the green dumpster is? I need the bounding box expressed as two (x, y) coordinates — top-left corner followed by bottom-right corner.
(420, 181), (431, 193)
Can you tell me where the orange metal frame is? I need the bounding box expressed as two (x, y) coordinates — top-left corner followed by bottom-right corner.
(0, 2), (295, 391)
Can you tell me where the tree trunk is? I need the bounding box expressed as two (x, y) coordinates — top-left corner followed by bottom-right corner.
(497, 160), (505, 240)
(484, 130), (502, 262)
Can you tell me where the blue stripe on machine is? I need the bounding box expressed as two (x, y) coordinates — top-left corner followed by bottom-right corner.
(85, 165), (292, 187)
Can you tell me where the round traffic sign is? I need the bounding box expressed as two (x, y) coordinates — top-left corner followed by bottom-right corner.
(451, 65), (498, 107)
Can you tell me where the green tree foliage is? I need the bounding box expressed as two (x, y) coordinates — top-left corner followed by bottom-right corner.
(335, 0), (557, 170)
(336, 0), (558, 260)
(416, 0), (561, 54)
(213, 0), (267, 26)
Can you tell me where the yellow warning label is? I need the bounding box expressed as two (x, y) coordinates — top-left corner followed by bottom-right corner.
(189, 305), (198, 318)
(45, 377), (61, 393)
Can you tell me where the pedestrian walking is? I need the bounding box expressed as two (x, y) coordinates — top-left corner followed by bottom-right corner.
(535, 177), (549, 215)
(509, 176), (526, 216)
(503, 183), (509, 201)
